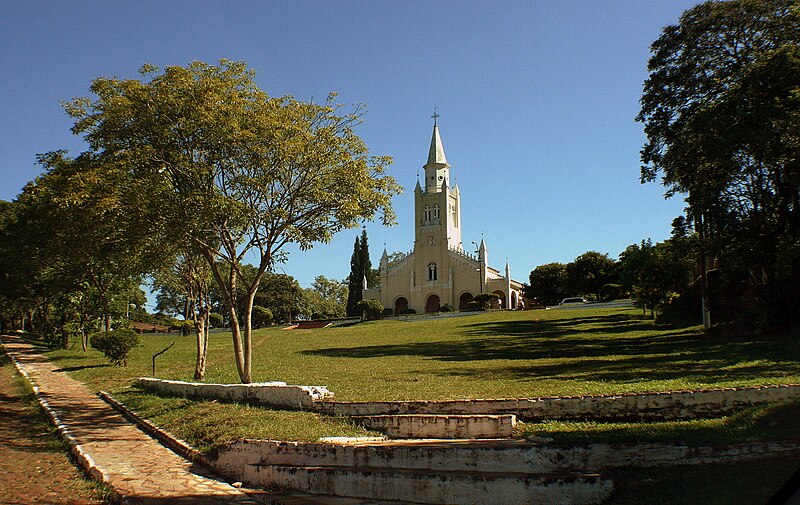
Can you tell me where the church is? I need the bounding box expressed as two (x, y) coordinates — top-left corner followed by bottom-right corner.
(363, 118), (525, 314)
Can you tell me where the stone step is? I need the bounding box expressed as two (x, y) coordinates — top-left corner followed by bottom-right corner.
(213, 439), (574, 477)
(245, 488), (416, 505)
(248, 465), (613, 505)
(350, 414), (516, 439)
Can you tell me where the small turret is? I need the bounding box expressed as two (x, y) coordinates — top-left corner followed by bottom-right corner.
(381, 248), (389, 270)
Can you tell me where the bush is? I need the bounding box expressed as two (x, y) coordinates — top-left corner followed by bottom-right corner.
(382, 308), (394, 317)
(252, 306), (273, 328)
(465, 301), (482, 311)
(440, 304), (454, 312)
(90, 329), (140, 366)
(474, 293), (500, 309)
(400, 308), (416, 315)
(600, 283), (622, 301)
(355, 299), (384, 321)
(208, 313), (224, 328)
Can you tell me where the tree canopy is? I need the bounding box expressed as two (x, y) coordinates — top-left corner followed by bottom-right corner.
(12, 59), (402, 382)
(637, 0), (800, 331)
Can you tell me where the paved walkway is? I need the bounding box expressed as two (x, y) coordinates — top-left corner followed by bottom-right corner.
(1, 334), (260, 505)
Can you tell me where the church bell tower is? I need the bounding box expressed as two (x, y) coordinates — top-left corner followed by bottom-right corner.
(413, 113), (463, 287)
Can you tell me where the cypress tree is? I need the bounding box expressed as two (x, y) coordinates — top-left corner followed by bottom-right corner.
(346, 233), (363, 316)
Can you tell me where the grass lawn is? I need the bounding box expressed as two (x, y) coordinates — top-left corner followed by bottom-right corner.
(24, 305), (800, 503)
(31, 305), (800, 448)
(45, 305), (800, 401)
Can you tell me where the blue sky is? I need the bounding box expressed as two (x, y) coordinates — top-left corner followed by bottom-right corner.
(1, 1), (702, 294)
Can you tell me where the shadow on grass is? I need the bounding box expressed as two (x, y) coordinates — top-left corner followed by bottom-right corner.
(302, 313), (800, 385)
(53, 364), (108, 373)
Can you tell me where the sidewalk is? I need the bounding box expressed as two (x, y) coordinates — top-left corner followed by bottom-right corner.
(1, 334), (259, 505)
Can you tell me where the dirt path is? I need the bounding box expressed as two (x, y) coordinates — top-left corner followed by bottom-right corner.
(0, 350), (108, 505)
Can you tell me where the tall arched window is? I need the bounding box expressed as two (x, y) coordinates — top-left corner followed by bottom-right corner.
(423, 205), (431, 223)
(432, 204), (440, 222)
(428, 262), (437, 281)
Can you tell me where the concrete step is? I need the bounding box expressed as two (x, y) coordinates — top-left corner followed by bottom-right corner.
(350, 414), (516, 439)
(213, 439), (582, 477)
(245, 488), (416, 504)
(248, 464), (613, 505)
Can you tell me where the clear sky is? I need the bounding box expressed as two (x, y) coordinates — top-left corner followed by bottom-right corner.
(1, 0), (703, 293)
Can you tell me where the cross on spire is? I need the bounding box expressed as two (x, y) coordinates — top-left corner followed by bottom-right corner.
(432, 107), (440, 126)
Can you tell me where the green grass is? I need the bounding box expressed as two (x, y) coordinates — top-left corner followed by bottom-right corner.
(19, 306), (800, 503)
(31, 305), (800, 448)
(518, 401), (800, 446)
(45, 306), (800, 401)
(113, 389), (378, 453)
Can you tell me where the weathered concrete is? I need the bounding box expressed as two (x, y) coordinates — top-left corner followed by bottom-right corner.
(138, 377), (334, 409)
(316, 384), (800, 421)
(139, 376), (800, 421)
(248, 465), (612, 505)
(211, 438), (800, 479)
(351, 414), (516, 439)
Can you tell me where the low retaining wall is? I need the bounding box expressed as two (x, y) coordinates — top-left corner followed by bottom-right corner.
(137, 377), (800, 421)
(137, 377), (333, 409)
(352, 414), (516, 439)
(211, 438), (800, 478)
(317, 384), (800, 421)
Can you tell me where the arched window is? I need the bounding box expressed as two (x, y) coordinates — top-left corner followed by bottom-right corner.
(432, 204), (440, 222)
(423, 205), (431, 223)
(428, 262), (437, 281)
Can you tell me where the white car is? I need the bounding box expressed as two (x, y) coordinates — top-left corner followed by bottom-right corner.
(559, 297), (589, 305)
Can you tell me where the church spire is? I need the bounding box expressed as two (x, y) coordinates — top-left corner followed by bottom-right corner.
(426, 111), (448, 167)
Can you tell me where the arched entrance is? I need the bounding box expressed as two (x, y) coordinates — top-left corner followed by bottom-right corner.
(459, 292), (473, 310)
(425, 294), (440, 313)
(394, 297), (409, 315)
(511, 291), (518, 310)
(493, 290), (506, 309)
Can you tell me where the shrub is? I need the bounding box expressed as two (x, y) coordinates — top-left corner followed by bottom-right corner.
(440, 304), (454, 312)
(465, 301), (482, 311)
(90, 329), (140, 366)
(310, 312), (322, 320)
(600, 283), (622, 301)
(474, 293), (500, 309)
(209, 313), (224, 328)
(356, 299), (384, 321)
(400, 308), (416, 315)
(252, 306), (273, 328)
(382, 308), (394, 317)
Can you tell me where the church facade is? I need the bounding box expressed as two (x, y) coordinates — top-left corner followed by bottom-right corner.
(363, 120), (525, 314)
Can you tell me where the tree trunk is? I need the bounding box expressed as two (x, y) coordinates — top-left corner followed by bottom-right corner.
(202, 247), (247, 383)
(193, 296), (210, 381)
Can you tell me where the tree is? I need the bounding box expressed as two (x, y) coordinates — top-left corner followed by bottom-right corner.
(64, 60), (401, 382)
(355, 299), (383, 321)
(526, 263), (567, 306)
(302, 276), (346, 319)
(637, 0), (800, 330)
(565, 251), (617, 300)
(152, 249), (213, 380)
(346, 229), (377, 316)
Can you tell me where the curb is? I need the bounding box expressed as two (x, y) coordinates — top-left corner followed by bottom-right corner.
(99, 390), (212, 468)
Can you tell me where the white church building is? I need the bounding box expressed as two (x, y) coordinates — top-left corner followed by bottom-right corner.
(363, 119), (525, 314)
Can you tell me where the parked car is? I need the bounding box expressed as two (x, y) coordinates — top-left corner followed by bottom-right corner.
(559, 297), (589, 305)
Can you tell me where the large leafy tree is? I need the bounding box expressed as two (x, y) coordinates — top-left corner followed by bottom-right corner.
(565, 251), (617, 300)
(526, 263), (567, 305)
(637, 0), (800, 329)
(64, 60), (400, 382)
(301, 276), (347, 319)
